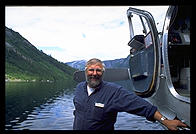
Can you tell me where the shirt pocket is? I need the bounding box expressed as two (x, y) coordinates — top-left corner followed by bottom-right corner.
(91, 105), (104, 121)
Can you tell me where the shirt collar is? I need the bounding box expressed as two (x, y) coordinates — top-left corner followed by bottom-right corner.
(87, 85), (95, 96)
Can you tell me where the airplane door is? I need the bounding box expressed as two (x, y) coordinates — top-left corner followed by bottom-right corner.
(127, 7), (161, 97)
(161, 6), (191, 102)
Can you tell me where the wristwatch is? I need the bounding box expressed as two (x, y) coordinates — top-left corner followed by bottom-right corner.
(160, 116), (167, 123)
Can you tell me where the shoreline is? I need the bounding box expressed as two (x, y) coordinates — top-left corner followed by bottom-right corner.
(5, 79), (53, 83)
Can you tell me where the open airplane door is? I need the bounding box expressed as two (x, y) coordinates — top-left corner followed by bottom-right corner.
(127, 6), (190, 128)
(127, 7), (161, 97)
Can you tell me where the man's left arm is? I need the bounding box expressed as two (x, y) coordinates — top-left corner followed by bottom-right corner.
(153, 110), (187, 130)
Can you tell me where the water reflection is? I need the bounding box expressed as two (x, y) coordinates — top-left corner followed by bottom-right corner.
(13, 94), (75, 130)
(5, 81), (75, 130)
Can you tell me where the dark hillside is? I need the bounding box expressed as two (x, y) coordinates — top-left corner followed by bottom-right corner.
(5, 27), (77, 84)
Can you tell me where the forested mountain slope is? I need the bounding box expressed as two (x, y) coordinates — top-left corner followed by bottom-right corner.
(5, 27), (77, 83)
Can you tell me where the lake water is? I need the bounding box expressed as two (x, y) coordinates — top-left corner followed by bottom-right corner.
(5, 82), (164, 130)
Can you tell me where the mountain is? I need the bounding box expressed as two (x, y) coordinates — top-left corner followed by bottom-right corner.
(66, 55), (130, 71)
(5, 27), (77, 83)
(103, 55), (130, 68)
(66, 60), (87, 71)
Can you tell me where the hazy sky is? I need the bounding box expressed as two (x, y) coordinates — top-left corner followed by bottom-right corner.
(5, 6), (169, 62)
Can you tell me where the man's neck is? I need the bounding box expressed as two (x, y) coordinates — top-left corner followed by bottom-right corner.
(87, 85), (95, 96)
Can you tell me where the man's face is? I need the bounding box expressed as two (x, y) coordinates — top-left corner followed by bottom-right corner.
(85, 63), (104, 88)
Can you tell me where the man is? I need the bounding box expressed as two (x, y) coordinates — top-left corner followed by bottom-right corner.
(73, 58), (187, 130)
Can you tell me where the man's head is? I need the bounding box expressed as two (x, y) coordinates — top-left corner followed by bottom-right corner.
(85, 58), (105, 88)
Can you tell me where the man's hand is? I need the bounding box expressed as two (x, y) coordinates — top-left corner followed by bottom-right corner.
(162, 119), (187, 130)
(154, 110), (188, 130)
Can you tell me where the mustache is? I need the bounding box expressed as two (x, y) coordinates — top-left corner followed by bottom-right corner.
(88, 75), (101, 80)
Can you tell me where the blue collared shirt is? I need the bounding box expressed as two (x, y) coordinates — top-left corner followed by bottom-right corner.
(73, 81), (157, 130)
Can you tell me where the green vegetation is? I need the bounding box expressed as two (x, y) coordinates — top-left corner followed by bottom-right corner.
(5, 27), (77, 84)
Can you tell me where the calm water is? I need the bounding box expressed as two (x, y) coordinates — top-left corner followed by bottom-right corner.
(5, 82), (164, 130)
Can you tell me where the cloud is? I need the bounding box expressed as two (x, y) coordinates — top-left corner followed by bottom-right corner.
(101, 19), (125, 29)
(82, 33), (86, 38)
(5, 6), (168, 62)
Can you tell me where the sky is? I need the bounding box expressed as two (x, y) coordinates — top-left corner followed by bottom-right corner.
(5, 6), (169, 63)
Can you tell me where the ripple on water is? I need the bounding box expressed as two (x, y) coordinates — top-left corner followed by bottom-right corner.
(7, 94), (164, 130)
(115, 112), (164, 130)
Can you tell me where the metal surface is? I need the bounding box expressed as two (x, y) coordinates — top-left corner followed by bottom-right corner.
(161, 6), (190, 103)
(127, 6), (190, 128)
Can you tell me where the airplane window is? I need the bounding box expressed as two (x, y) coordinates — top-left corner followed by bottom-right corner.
(131, 14), (145, 36)
(130, 15), (151, 41)
(144, 32), (152, 48)
(141, 16), (150, 34)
